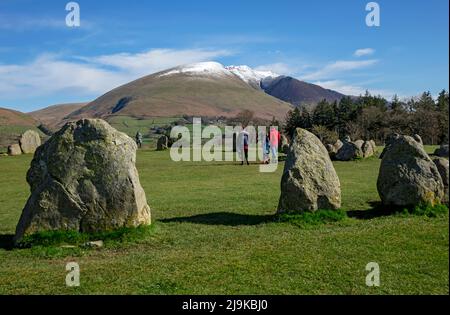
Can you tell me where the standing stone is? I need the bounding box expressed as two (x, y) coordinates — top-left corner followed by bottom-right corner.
(433, 157), (449, 204)
(14, 119), (151, 244)
(362, 141), (374, 158)
(377, 135), (444, 207)
(379, 133), (400, 159)
(157, 135), (169, 151)
(334, 139), (344, 152)
(8, 144), (22, 156)
(335, 141), (363, 161)
(369, 140), (377, 153)
(278, 128), (341, 213)
(354, 140), (364, 150)
(434, 144), (449, 157)
(19, 130), (41, 154)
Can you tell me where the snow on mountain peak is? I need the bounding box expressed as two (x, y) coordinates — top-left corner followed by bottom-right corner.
(159, 61), (280, 87)
(225, 65), (279, 84)
(159, 61), (229, 77)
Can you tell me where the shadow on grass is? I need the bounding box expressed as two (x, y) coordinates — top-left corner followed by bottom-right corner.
(160, 212), (275, 226)
(0, 234), (14, 250)
(347, 201), (396, 219)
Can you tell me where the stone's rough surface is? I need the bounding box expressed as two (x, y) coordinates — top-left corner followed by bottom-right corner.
(14, 119), (151, 243)
(379, 133), (400, 159)
(335, 141), (363, 161)
(354, 140), (364, 150)
(413, 134), (423, 146)
(19, 130), (41, 154)
(370, 140), (377, 153)
(8, 144), (22, 156)
(157, 135), (169, 151)
(278, 128), (341, 213)
(434, 144), (449, 157)
(433, 157), (449, 204)
(377, 135), (444, 207)
(362, 141), (374, 158)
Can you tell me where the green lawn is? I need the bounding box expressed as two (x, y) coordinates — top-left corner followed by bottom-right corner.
(0, 146), (447, 294)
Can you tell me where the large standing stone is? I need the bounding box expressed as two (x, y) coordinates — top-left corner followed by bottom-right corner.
(14, 119), (151, 244)
(434, 144), (449, 157)
(377, 135), (444, 207)
(8, 144), (22, 156)
(157, 135), (169, 151)
(19, 130), (41, 154)
(278, 128), (341, 213)
(433, 157), (449, 204)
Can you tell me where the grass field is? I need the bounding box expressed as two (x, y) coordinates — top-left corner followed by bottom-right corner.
(0, 146), (448, 294)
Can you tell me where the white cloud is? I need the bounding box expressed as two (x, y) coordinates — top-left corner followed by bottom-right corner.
(354, 48), (375, 57)
(0, 48), (233, 100)
(81, 48), (233, 77)
(300, 59), (378, 81)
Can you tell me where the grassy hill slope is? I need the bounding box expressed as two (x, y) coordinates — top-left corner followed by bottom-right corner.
(67, 72), (294, 122)
(29, 103), (88, 129)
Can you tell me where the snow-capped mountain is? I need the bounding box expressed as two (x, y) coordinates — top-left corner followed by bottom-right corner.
(225, 65), (279, 87)
(63, 61), (345, 125)
(159, 62), (279, 89)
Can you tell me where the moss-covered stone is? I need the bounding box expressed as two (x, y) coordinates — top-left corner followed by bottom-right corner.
(14, 119), (151, 244)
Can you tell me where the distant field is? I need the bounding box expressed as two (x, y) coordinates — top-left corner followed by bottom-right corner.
(106, 116), (180, 146)
(0, 145), (447, 294)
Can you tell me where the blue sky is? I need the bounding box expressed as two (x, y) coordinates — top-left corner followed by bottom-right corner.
(0, 0), (448, 112)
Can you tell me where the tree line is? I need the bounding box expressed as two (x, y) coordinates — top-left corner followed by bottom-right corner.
(283, 90), (449, 145)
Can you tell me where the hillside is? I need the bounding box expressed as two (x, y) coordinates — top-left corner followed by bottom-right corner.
(29, 102), (88, 129)
(262, 76), (344, 107)
(0, 108), (37, 126)
(66, 62), (294, 122)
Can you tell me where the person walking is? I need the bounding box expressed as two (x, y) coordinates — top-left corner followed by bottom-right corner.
(238, 129), (250, 165)
(135, 131), (143, 149)
(269, 127), (280, 163)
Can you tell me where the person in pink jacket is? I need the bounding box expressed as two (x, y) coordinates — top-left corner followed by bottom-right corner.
(269, 127), (280, 163)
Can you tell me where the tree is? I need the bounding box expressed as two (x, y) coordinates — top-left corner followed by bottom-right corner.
(416, 91), (436, 111)
(336, 96), (356, 137)
(235, 110), (254, 128)
(312, 99), (335, 129)
(311, 125), (338, 144)
(284, 106), (312, 137)
(436, 89), (449, 143)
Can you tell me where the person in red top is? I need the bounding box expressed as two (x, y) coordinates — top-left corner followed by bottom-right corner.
(269, 127), (280, 163)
